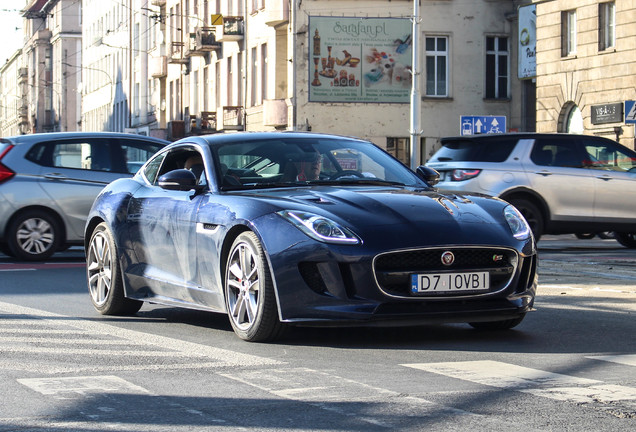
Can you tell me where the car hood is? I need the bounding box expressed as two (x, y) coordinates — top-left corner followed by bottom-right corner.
(239, 186), (515, 246)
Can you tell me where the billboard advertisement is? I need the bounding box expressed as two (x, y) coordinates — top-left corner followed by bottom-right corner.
(518, 4), (537, 79)
(308, 16), (412, 103)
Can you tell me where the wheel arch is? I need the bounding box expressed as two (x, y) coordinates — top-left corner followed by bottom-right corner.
(84, 216), (105, 252)
(500, 188), (550, 225)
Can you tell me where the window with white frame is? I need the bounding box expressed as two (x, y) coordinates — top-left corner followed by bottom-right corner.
(485, 36), (509, 99)
(425, 36), (448, 97)
(599, 1), (615, 51)
(250, 47), (257, 107)
(561, 10), (577, 56)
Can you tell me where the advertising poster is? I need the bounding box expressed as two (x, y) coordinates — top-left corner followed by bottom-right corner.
(308, 16), (412, 103)
(518, 4), (536, 79)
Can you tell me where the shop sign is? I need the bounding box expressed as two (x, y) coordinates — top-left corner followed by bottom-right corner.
(591, 103), (623, 125)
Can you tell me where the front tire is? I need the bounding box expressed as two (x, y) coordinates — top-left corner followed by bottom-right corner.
(224, 232), (283, 342)
(87, 222), (142, 315)
(7, 210), (61, 261)
(615, 232), (636, 248)
(469, 314), (526, 330)
(508, 199), (543, 242)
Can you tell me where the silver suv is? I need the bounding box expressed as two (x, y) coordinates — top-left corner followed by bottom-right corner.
(0, 132), (168, 260)
(426, 133), (636, 247)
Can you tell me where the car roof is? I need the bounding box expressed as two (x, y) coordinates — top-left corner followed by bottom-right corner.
(0, 131), (170, 145)
(440, 132), (611, 143)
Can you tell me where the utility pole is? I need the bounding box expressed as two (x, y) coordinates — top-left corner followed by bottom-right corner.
(409, 0), (421, 170)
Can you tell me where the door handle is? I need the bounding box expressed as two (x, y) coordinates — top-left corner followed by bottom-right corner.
(535, 170), (552, 177)
(43, 173), (69, 180)
(596, 175), (612, 181)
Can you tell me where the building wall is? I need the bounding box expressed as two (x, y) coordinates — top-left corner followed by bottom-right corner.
(295, 0), (525, 163)
(0, 52), (23, 137)
(535, 0), (636, 148)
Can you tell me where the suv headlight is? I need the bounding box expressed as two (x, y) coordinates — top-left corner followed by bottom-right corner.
(277, 210), (360, 244)
(504, 205), (532, 240)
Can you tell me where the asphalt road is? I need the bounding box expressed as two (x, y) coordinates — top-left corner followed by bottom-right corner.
(0, 236), (634, 431)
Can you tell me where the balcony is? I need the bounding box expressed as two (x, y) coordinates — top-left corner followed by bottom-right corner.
(214, 16), (244, 42)
(18, 105), (28, 119)
(264, 0), (290, 26)
(169, 42), (189, 64)
(216, 106), (244, 131)
(186, 27), (221, 56)
(200, 111), (217, 131)
(150, 56), (168, 77)
(150, 0), (166, 6)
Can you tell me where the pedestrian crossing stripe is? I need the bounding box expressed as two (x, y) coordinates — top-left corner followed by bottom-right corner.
(402, 360), (636, 404)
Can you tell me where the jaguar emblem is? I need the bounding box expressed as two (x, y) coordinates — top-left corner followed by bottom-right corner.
(441, 251), (455, 266)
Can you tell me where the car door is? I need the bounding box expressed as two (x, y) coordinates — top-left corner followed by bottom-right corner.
(580, 137), (636, 221)
(526, 136), (596, 220)
(30, 136), (163, 240)
(125, 146), (206, 303)
(31, 137), (128, 239)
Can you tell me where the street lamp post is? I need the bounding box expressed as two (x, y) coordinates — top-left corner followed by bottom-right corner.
(410, 0), (421, 170)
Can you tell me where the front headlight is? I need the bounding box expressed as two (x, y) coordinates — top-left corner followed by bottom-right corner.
(277, 210), (360, 244)
(504, 205), (532, 240)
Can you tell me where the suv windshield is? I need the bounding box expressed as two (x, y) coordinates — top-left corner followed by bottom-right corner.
(432, 137), (517, 162)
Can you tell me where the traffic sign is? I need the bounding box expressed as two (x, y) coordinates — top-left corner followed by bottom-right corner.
(460, 115), (506, 136)
(625, 100), (636, 124)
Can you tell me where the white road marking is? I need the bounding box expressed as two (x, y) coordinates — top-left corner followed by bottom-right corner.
(0, 300), (282, 373)
(403, 360), (636, 405)
(17, 375), (150, 397)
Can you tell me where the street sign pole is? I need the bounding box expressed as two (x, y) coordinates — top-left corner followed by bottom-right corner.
(409, 0), (421, 170)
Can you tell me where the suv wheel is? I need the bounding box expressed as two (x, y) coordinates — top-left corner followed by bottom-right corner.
(507, 199), (543, 241)
(7, 210), (62, 261)
(614, 232), (636, 248)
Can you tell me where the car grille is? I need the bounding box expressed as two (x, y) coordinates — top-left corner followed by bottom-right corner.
(373, 247), (517, 298)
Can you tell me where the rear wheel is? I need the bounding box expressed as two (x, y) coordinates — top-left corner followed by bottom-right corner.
(224, 231), (284, 342)
(87, 222), (142, 315)
(507, 199), (543, 242)
(469, 314), (526, 330)
(7, 210), (61, 261)
(614, 232), (636, 248)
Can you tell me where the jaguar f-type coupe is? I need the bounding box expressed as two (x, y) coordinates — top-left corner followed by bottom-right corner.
(85, 132), (537, 341)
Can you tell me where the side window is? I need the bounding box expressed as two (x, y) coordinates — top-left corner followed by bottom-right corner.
(119, 140), (164, 174)
(48, 140), (110, 171)
(156, 147), (207, 187)
(583, 141), (636, 172)
(533, 138), (583, 168)
(143, 153), (166, 184)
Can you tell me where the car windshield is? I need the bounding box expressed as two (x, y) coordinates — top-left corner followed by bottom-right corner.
(214, 137), (423, 190)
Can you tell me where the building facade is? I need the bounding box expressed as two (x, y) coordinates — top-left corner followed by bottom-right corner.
(535, 0), (635, 148)
(0, 51), (28, 137)
(3, 0), (539, 166)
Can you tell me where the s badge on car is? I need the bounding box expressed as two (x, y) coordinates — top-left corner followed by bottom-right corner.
(441, 251), (455, 266)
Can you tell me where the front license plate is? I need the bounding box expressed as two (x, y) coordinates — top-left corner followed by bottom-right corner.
(411, 272), (490, 294)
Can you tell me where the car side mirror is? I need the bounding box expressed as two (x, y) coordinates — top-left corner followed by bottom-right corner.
(158, 169), (200, 191)
(415, 165), (440, 186)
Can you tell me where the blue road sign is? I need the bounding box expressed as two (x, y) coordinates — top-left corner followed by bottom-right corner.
(460, 115), (507, 136)
(625, 100), (636, 124)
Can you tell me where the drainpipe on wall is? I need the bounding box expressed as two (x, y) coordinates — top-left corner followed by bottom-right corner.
(409, 0), (421, 170)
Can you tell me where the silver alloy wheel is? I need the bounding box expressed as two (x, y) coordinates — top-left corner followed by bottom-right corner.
(15, 217), (54, 255)
(87, 231), (112, 307)
(226, 241), (261, 330)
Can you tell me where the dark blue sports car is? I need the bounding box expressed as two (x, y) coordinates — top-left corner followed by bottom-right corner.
(85, 132), (537, 341)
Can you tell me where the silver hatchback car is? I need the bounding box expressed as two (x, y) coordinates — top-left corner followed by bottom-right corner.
(426, 133), (636, 247)
(0, 132), (168, 260)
